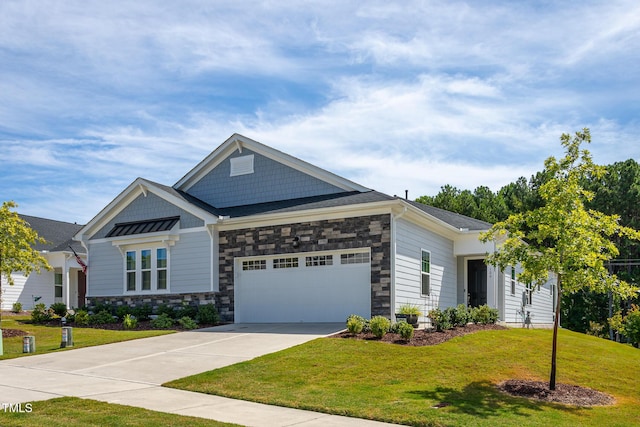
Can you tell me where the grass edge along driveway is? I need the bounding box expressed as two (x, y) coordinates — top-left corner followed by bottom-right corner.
(166, 328), (640, 427)
(0, 315), (174, 360)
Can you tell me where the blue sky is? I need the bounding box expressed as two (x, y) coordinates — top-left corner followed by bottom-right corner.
(1, 1), (638, 224)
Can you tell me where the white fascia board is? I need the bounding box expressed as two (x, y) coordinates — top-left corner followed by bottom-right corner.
(174, 133), (370, 193)
(75, 178), (218, 242)
(215, 200), (395, 231)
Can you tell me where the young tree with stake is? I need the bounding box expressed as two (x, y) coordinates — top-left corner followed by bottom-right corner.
(480, 129), (640, 390)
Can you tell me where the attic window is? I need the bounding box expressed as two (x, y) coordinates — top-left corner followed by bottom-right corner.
(230, 155), (254, 177)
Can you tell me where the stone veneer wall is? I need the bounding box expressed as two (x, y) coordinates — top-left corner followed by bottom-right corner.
(217, 214), (391, 322)
(87, 292), (217, 312)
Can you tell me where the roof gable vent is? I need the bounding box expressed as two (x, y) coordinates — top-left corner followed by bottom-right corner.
(230, 154), (254, 177)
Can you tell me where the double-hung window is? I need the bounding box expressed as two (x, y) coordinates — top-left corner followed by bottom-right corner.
(54, 271), (63, 298)
(510, 266), (516, 296)
(125, 247), (169, 293)
(421, 250), (431, 296)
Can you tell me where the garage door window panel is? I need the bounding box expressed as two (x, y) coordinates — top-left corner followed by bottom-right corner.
(340, 252), (370, 264)
(306, 255), (333, 267)
(243, 259), (266, 270)
(273, 258), (299, 269)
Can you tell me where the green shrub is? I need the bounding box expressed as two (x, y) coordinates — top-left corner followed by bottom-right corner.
(195, 303), (219, 325)
(115, 305), (132, 321)
(156, 304), (176, 319)
(370, 316), (390, 339)
(471, 304), (499, 325)
(31, 303), (53, 324)
(586, 321), (607, 338)
(122, 313), (138, 330)
(623, 305), (640, 348)
(176, 304), (197, 319)
(132, 304), (152, 321)
(428, 308), (451, 331)
(91, 303), (113, 316)
(346, 314), (370, 333)
(11, 302), (22, 313)
(177, 316), (198, 330)
(397, 321), (415, 341)
(89, 310), (115, 325)
(50, 302), (68, 318)
(151, 313), (174, 329)
(450, 304), (471, 327)
(346, 316), (364, 335)
(74, 310), (90, 326)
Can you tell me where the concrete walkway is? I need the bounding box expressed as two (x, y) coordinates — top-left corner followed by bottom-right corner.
(0, 323), (399, 426)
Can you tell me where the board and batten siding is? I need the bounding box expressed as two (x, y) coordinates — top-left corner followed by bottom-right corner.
(503, 265), (556, 325)
(169, 230), (213, 293)
(394, 218), (456, 321)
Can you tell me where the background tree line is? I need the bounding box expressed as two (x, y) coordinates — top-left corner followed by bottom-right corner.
(416, 159), (640, 335)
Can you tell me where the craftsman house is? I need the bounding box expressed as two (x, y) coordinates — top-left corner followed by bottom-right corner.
(1, 215), (87, 311)
(74, 134), (556, 325)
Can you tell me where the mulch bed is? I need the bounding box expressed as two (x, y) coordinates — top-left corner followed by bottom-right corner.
(334, 323), (615, 407)
(498, 380), (615, 407)
(332, 323), (507, 346)
(2, 328), (29, 338)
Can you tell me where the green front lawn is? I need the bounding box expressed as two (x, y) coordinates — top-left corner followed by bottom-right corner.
(0, 315), (174, 360)
(166, 328), (640, 427)
(0, 397), (238, 426)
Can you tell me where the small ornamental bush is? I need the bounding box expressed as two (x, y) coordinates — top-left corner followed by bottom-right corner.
(370, 316), (391, 339)
(132, 304), (152, 321)
(195, 303), (220, 325)
(398, 303), (422, 317)
(115, 305), (132, 321)
(346, 316), (364, 335)
(177, 316), (198, 330)
(89, 310), (115, 325)
(11, 302), (22, 313)
(156, 304), (176, 319)
(151, 313), (174, 329)
(451, 304), (471, 327)
(31, 303), (53, 324)
(176, 304), (197, 319)
(74, 309), (90, 326)
(428, 308), (451, 331)
(471, 304), (499, 325)
(396, 321), (415, 341)
(347, 314), (370, 333)
(50, 302), (68, 318)
(91, 303), (114, 316)
(623, 305), (640, 348)
(122, 314), (138, 330)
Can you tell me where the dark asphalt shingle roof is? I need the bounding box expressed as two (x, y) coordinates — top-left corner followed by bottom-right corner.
(403, 199), (493, 231)
(19, 215), (85, 253)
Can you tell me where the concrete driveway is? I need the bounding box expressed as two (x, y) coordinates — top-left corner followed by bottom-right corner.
(0, 323), (399, 426)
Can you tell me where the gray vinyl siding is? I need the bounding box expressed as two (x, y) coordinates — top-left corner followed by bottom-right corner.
(91, 193), (204, 239)
(169, 231), (212, 293)
(503, 266), (555, 325)
(186, 149), (344, 208)
(394, 218), (456, 322)
(86, 241), (123, 296)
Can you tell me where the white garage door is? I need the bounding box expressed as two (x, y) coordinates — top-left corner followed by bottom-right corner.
(235, 250), (371, 323)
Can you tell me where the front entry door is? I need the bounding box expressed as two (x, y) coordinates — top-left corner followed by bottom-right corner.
(77, 271), (86, 308)
(467, 259), (487, 307)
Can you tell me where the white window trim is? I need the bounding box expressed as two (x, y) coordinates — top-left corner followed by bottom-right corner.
(509, 266), (516, 296)
(121, 243), (172, 294)
(421, 249), (431, 296)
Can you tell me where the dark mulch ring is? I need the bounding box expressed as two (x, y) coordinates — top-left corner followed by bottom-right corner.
(332, 323), (508, 346)
(498, 379), (615, 407)
(2, 328), (29, 338)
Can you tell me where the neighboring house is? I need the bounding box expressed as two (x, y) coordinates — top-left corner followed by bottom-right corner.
(1, 215), (87, 311)
(74, 134), (555, 326)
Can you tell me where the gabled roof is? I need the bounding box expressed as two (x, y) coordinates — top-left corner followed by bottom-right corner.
(19, 215), (85, 254)
(173, 133), (370, 193)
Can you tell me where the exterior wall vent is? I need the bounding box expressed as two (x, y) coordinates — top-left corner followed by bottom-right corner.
(230, 155), (254, 177)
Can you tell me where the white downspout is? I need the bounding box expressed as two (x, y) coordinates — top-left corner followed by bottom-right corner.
(391, 206), (408, 321)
